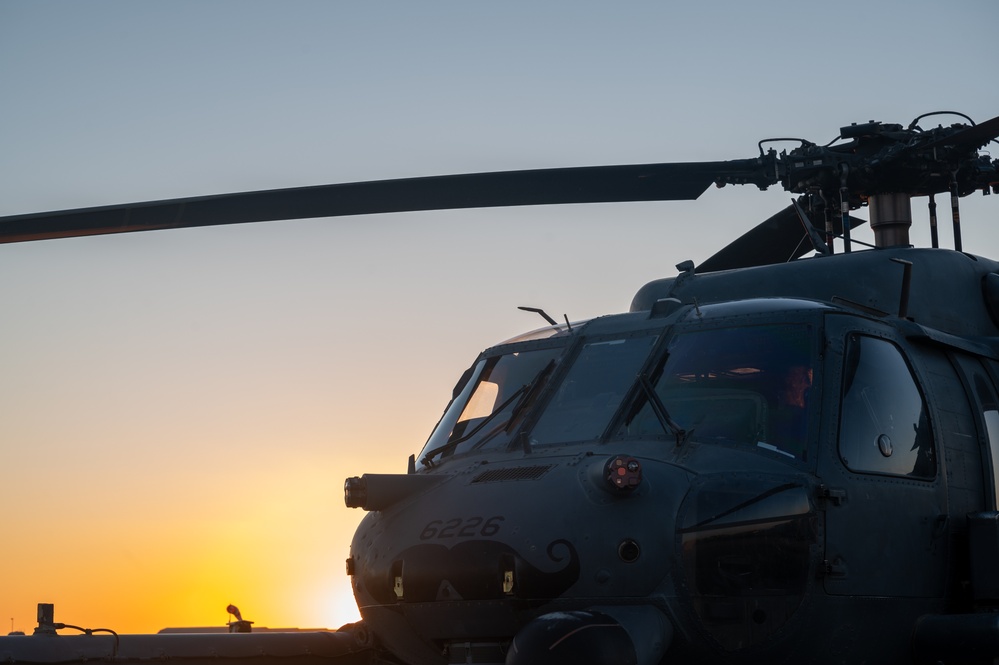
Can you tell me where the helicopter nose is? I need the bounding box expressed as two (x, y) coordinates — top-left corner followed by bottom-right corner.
(348, 455), (692, 663)
(350, 456), (688, 602)
(506, 606), (671, 665)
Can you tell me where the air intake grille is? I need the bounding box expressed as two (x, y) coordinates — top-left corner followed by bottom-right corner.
(471, 465), (553, 483)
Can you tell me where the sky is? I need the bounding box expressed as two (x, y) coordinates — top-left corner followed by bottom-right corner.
(1, 0), (997, 636)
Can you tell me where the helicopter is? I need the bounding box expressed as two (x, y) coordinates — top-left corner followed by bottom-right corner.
(2, 111), (999, 665)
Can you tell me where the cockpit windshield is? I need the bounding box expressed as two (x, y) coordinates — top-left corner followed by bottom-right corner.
(618, 324), (814, 460)
(419, 346), (564, 466)
(529, 333), (659, 445)
(419, 321), (815, 466)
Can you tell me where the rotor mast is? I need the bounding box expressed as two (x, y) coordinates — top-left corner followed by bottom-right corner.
(869, 193), (913, 249)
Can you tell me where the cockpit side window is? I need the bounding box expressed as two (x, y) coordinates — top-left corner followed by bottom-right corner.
(618, 324), (814, 460)
(838, 334), (935, 479)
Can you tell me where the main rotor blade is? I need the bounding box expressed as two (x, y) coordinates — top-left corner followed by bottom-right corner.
(697, 205), (866, 273)
(0, 160), (756, 243)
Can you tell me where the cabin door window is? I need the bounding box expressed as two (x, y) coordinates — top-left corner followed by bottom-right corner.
(838, 334), (935, 479)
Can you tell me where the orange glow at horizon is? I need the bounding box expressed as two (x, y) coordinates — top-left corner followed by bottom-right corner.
(0, 451), (411, 635)
(0, 222), (503, 637)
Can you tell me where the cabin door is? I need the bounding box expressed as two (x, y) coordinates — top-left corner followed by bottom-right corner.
(818, 315), (947, 598)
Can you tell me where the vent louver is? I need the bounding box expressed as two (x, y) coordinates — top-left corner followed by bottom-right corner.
(471, 465), (554, 483)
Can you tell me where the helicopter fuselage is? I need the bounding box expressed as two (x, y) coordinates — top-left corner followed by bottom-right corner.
(346, 247), (999, 665)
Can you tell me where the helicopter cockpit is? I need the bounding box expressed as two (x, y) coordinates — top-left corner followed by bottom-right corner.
(620, 320), (814, 460)
(418, 299), (822, 469)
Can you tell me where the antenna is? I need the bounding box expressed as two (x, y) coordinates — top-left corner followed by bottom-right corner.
(890, 258), (913, 319)
(518, 306), (557, 326)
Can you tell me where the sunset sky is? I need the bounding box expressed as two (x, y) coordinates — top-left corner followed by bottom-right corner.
(1, 1), (997, 635)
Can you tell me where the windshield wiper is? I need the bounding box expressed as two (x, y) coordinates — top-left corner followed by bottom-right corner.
(420, 383), (530, 467)
(421, 360), (558, 467)
(498, 359), (558, 454)
(505, 360), (557, 433)
(636, 373), (688, 447)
